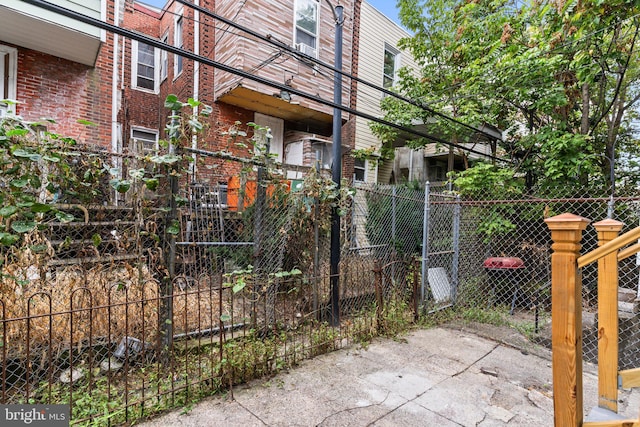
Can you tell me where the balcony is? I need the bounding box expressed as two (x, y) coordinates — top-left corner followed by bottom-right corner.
(0, 0), (103, 66)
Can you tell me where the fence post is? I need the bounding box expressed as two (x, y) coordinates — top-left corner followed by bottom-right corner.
(420, 182), (430, 307)
(413, 257), (420, 321)
(160, 168), (178, 364)
(544, 213), (590, 427)
(451, 195), (461, 304)
(593, 218), (624, 412)
(373, 260), (383, 332)
(255, 139), (269, 328)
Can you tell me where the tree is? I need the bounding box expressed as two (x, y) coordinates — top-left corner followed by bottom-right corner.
(373, 0), (640, 194)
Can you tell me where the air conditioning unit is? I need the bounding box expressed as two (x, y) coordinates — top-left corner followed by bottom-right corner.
(295, 43), (317, 58)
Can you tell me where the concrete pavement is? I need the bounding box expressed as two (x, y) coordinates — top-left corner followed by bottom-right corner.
(137, 324), (640, 426)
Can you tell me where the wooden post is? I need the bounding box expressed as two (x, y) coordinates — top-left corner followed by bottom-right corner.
(593, 218), (624, 412)
(545, 213), (591, 427)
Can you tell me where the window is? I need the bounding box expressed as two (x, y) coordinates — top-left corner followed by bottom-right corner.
(294, 0), (319, 57)
(383, 44), (400, 89)
(174, 9), (184, 77)
(132, 41), (159, 92)
(354, 158), (366, 182)
(131, 127), (158, 154)
(0, 45), (18, 115)
(160, 32), (168, 81)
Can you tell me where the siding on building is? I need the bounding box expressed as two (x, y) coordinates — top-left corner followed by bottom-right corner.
(354, 1), (418, 183)
(214, 0), (353, 121)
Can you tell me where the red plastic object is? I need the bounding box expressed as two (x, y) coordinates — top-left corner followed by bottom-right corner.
(483, 257), (525, 270)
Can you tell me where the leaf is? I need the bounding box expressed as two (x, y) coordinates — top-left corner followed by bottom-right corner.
(55, 212), (75, 223)
(92, 233), (102, 247)
(77, 119), (98, 127)
(187, 98), (201, 108)
(109, 179), (131, 193)
(129, 168), (146, 180)
(201, 104), (213, 117)
(6, 129), (29, 138)
(219, 314), (231, 323)
(11, 221), (36, 233)
(188, 118), (203, 132)
(143, 178), (159, 191)
(42, 155), (60, 163)
(164, 94), (183, 110)
(11, 148), (34, 158)
(167, 220), (180, 235)
(0, 232), (18, 246)
(10, 178), (28, 188)
(29, 244), (48, 253)
(150, 154), (182, 164)
(30, 203), (52, 213)
(232, 278), (246, 293)
(0, 206), (18, 217)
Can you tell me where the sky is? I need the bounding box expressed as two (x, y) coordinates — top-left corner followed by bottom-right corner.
(140, 0), (403, 27)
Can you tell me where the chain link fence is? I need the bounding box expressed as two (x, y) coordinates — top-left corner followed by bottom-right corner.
(1, 118), (639, 425)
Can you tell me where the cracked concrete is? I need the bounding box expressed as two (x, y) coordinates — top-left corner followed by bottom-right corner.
(137, 325), (640, 426)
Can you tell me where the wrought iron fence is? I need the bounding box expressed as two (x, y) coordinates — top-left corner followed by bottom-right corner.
(1, 140), (638, 425)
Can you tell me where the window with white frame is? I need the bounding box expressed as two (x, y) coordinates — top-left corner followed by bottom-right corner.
(131, 127), (158, 154)
(160, 31), (168, 81)
(132, 41), (159, 92)
(174, 9), (184, 77)
(294, 0), (319, 57)
(0, 45), (18, 115)
(353, 158), (367, 182)
(383, 44), (400, 89)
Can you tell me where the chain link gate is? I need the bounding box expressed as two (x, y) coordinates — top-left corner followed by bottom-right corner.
(420, 183), (460, 312)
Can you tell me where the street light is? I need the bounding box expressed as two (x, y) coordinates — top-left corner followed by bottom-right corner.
(325, 0), (345, 326)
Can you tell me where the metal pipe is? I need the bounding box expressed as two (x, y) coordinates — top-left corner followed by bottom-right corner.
(451, 195), (461, 304)
(420, 182), (430, 306)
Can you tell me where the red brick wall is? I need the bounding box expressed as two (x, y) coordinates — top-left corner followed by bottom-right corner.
(9, 1), (117, 148)
(120, 0), (164, 146)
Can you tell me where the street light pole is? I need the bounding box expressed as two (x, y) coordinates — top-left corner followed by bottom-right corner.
(327, 1), (344, 326)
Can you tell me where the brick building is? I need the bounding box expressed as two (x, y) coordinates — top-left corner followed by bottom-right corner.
(0, 0), (363, 187)
(0, 0), (115, 147)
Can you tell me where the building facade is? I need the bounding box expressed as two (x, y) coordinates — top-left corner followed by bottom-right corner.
(1, 0), (361, 188)
(353, 1), (419, 184)
(0, 0), (116, 147)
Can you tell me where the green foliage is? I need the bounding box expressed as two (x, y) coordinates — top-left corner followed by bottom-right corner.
(365, 181), (424, 257)
(451, 163), (524, 242)
(450, 163), (523, 199)
(377, 0), (640, 191)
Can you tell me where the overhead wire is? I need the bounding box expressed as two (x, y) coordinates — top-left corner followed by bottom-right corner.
(22, 0), (507, 162)
(173, 0), (500, 141)
(142, 0), (501, 145)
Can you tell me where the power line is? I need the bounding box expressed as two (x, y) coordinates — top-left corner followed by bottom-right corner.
(141, 0), (502, 144)
(174, 0), (500, 142)
(21, 0), (507, 162)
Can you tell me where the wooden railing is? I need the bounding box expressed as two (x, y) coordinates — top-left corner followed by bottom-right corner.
(545, 213), (640, 426)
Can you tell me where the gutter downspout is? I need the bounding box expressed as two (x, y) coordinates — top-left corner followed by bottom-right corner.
(191, 0), (200, 181)
(111, 0), (121, 204)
